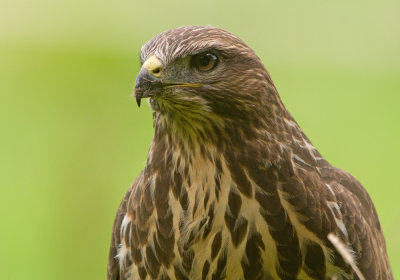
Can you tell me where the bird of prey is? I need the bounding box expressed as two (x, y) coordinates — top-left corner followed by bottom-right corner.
(108, 26), (392, 280)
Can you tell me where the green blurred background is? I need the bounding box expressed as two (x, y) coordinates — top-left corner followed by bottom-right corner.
(1, 0), (399, 278)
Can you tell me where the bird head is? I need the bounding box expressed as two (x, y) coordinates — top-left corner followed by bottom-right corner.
(136, 27), (280, 114)
(134, 26), (287, 145)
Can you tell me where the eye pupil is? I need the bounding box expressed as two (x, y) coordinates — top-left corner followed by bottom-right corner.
(192, 52), (218, 71)
(199, 55), (210, 66)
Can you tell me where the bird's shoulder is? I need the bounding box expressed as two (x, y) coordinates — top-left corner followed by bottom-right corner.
(278, 157), (392, 278)
(107, 171), (145, 280)
(320, 165), (380, 228)
(320, 165), (392, 278)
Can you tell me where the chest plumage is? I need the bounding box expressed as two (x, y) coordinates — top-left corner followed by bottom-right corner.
(116, 143), (347, 280)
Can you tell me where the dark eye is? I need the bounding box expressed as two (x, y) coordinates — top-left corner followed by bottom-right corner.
(192, 52), (218, 72)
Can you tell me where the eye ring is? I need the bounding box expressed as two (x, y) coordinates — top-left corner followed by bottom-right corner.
(192, 52), (218, 72)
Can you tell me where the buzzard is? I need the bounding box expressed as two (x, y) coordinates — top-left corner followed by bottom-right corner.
(108, 26), (392, 279)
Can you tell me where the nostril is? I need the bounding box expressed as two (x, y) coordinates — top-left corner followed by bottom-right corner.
(152, 67), (161, 74)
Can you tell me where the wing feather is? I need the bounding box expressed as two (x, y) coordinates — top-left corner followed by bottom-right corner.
(277, 146), (392, 279)
(321, 166), (393, 279)
(107, 172), (144, 280)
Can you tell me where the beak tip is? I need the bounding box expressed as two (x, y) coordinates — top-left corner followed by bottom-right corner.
(136, 97), (141, 107)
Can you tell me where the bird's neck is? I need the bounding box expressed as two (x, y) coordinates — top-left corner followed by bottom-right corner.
(148, 111), (318, 171)
(146, 93), (328, 185)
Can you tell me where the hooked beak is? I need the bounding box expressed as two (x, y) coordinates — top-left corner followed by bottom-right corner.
(134, 55), (163, 107)
(134, 67), (162, 107)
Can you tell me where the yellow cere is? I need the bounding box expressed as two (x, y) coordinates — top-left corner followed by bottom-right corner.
(143, 55), (163, 78)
